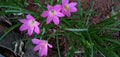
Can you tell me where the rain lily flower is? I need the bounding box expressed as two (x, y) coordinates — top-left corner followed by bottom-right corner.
(62, 0), (77, 17)
(32, 38), (52, 57)
(19, 14), (40, 36)
(41, 4), (64, 25)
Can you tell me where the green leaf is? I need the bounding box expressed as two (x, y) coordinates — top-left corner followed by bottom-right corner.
(65, 28), (88, 32)
(97, 13), (120, 26)
(78, 0), (83, 18)
(104, 38), (120, 46)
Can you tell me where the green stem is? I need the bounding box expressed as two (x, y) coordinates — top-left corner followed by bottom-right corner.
(51, 0), (54, 5)
(86, 31), (93, 57)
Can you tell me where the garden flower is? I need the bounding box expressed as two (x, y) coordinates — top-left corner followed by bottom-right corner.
(41, 4), (64, 25)
(32, 38), (53, 57)
(62, 0), (77, 17)
(19, 14), (40, 36)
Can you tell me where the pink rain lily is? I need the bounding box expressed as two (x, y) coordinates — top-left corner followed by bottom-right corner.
(62, 0), (77, 17)
(41, 4), (64, 25)
(32, 38), (52, 57)
(19, 14), (40, 36)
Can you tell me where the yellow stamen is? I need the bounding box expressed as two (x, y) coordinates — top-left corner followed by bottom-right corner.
(29, 20), (35, 26)
(41, 43), (47, 48)
(50, 10), (55, 16)
(64, 5), (69, 11)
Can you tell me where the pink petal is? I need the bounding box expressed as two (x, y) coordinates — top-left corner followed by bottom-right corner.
(70, 7), (77, 12)
(48, 44), (53, 48)
(19, 24), (28, 31)
(65, 11), (71, 17)
(39, 46), (48, 56)
(34, 25), (40, 34)
(53, 16), (59, 25)
(62, 10), (66, 14)
(26, 14), (35, 20)
(69, 2), (77, 7)
(47, 4), (53, 10)
(19, 19), (27, 23)
(41, 11), (48, 17)
(33, 45), (40, 51)
(54, 4), (62, 11)
(32, 38), (41, 44)
(55, 11), (64, 17)
(28, 26), (34, 35)
(62, 0), (69, 5)
(35, 21), (40, 25)
(46, 16), (52, 24)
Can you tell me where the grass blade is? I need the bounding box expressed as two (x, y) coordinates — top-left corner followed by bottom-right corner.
(0, 23), (20, 41)
(65, 28), (88, 32)
(56, 36), (61, 57)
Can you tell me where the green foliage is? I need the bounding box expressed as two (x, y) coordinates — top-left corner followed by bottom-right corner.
(0, 0), (120, 57)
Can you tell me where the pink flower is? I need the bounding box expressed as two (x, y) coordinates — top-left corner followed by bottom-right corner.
(62, 0), (77, 17)
(32, 38), (52, 57)
(41, 4), (64, 25)
(19, 14), (40, 36)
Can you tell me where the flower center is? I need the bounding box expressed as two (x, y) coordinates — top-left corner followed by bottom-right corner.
(50, 10), (55, 16)
(41, 43), (47, 48)
(29, 20), (35, 26)
(64, 5), (69, 11)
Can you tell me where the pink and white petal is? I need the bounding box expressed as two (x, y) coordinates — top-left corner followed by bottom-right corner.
(19, 24), (28, 31)
(26, 14), (35, 20)
(48, 44), (53, 48)
(35, 21), (40, 26)
(33, 45), (40, 51)
(38, 50), (42, 57)
(38, 48), (45, 56)
(46, 16), (52, 24)
(34, 25), (40, 34)
(55, 11), (64, 17)
(70, 7), (77, 12)
(54, 4), (62, 11)
(42, 46), (48, 56)
(62, 0), (69, 5)
(39, 46), (48, 56)
(27, 27), (34, 36)
(19, 19), (27, 23)
(69, 2), (77, 7)
(47, 4), (53, 10)
(53, 16), (59, 25)
(32, 38), (41, 44)
(40, 40), (48, 45)
(41, 11), (48, 17)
